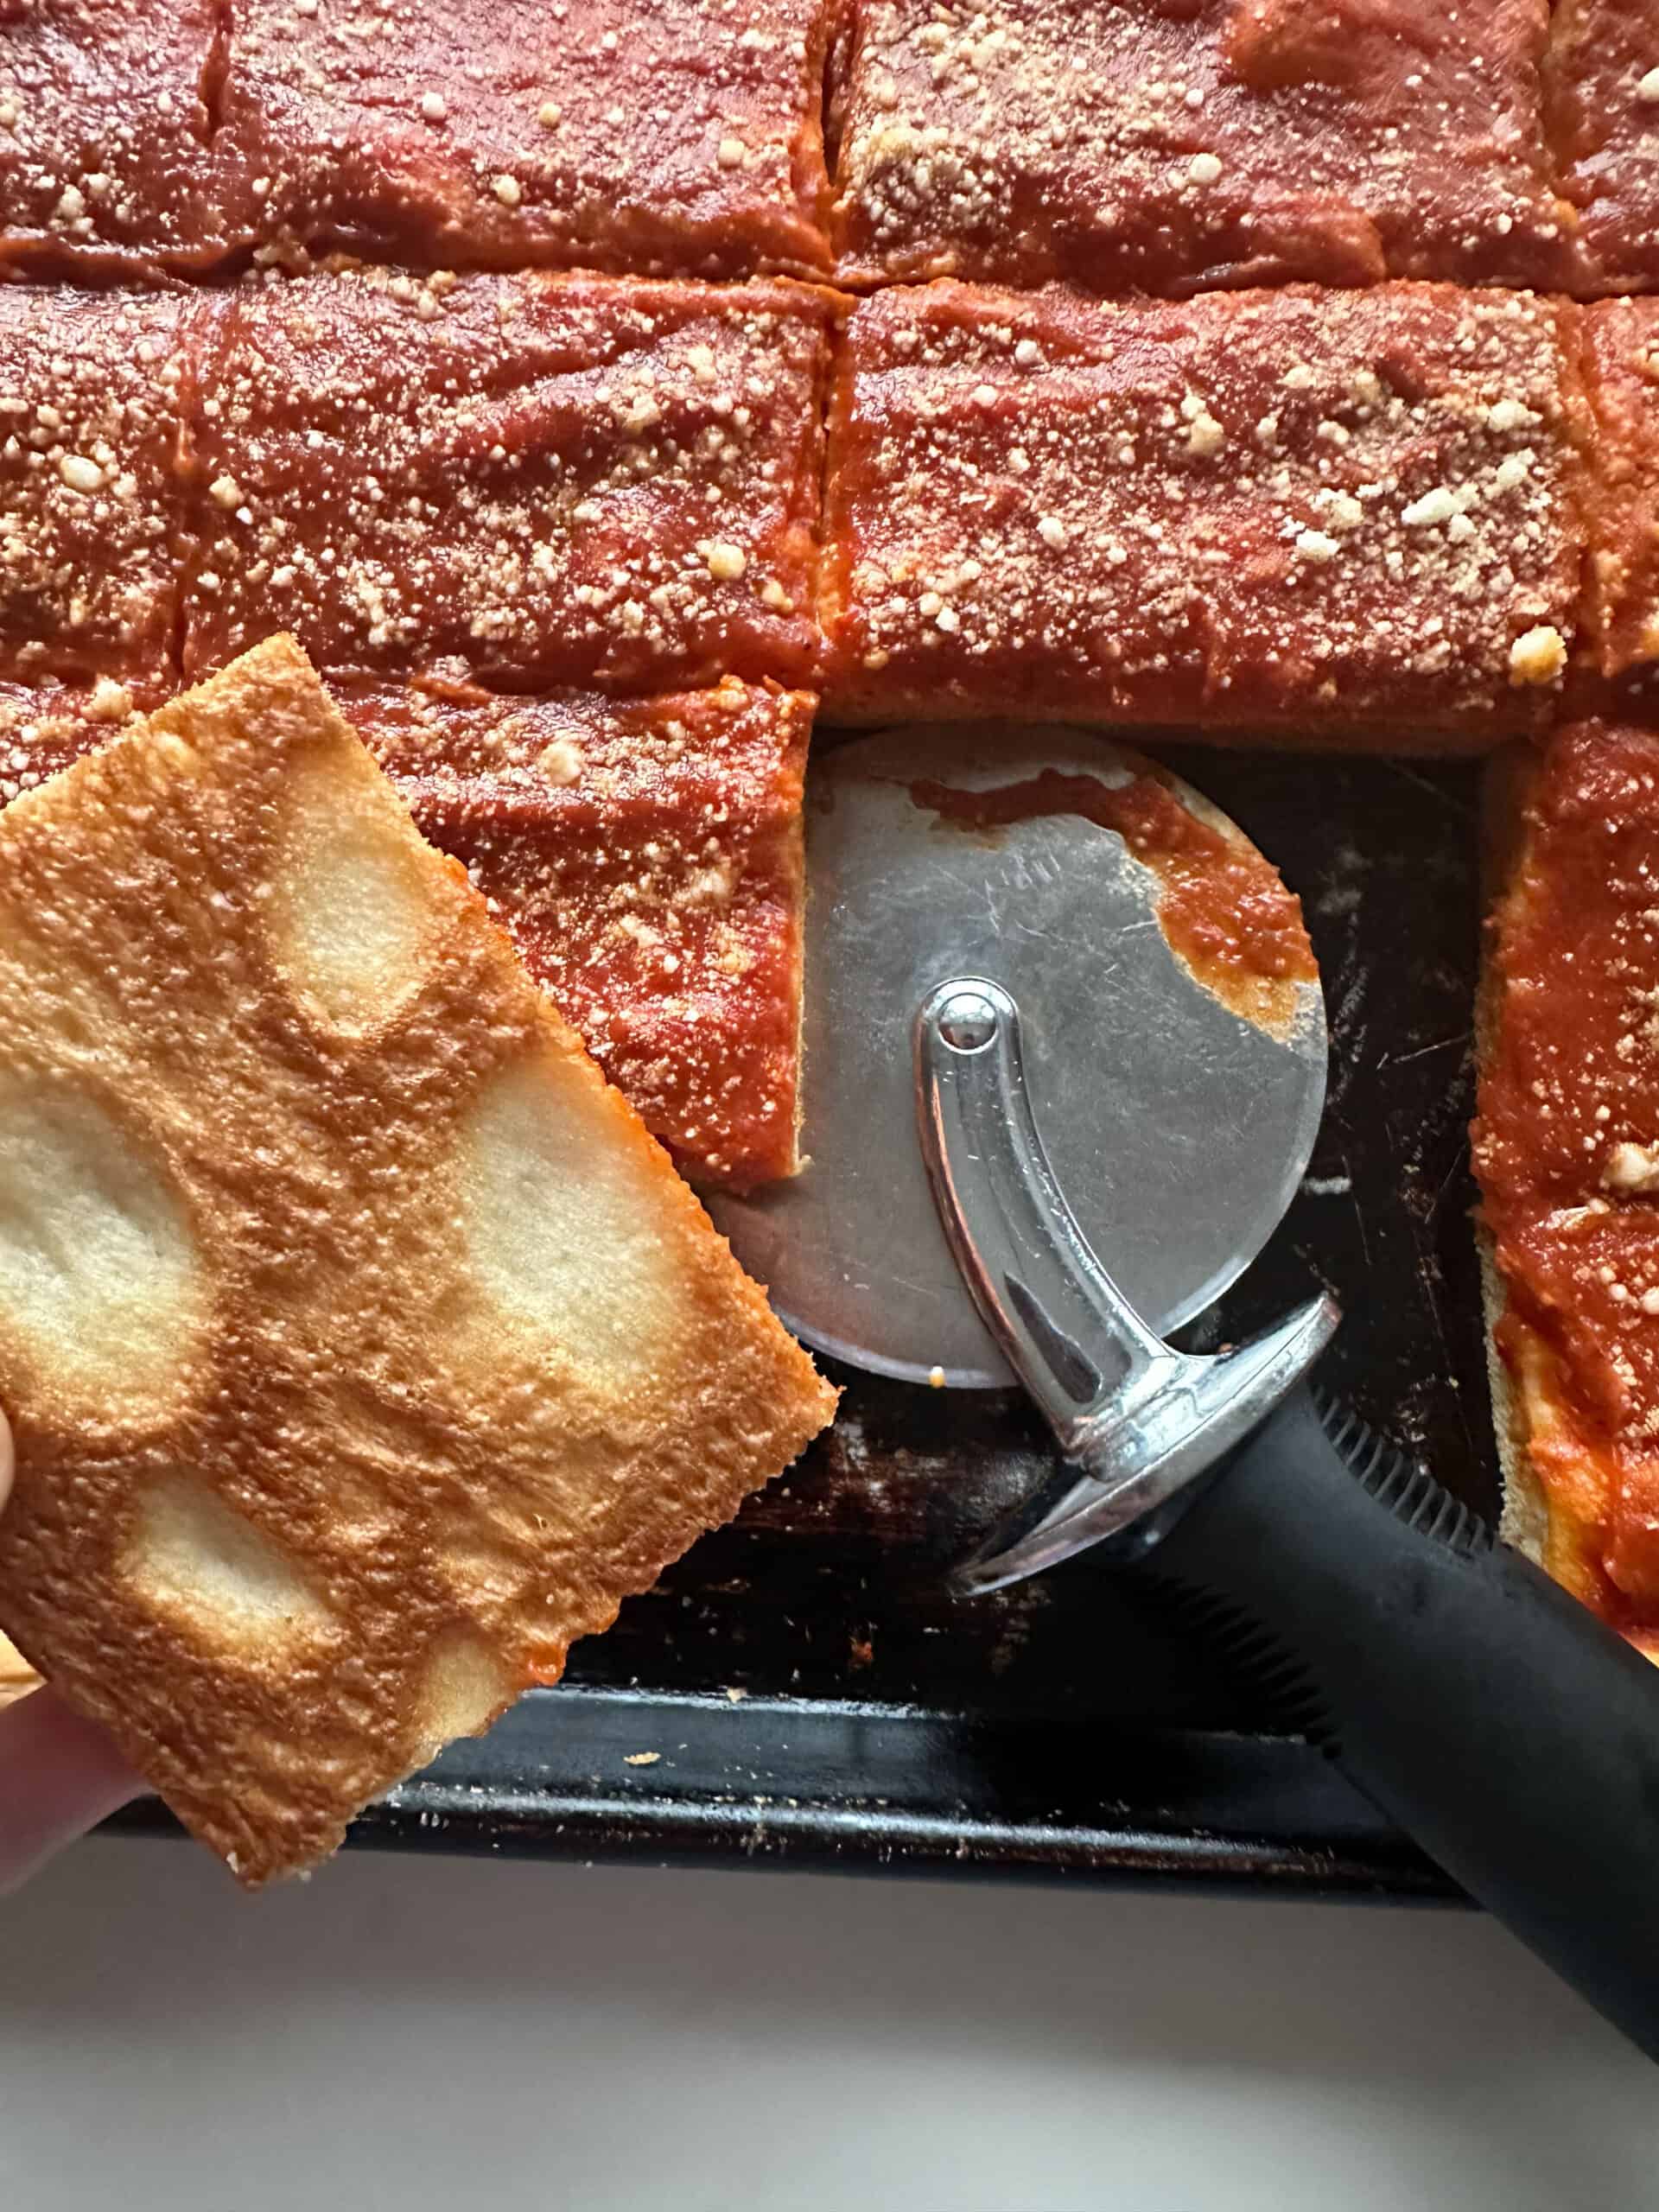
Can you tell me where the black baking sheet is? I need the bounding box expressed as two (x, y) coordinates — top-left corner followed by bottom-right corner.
(112, 742), (1488, 1900)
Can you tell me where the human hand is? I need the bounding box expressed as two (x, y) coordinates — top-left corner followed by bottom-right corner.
(0, 1406), (143, 1895)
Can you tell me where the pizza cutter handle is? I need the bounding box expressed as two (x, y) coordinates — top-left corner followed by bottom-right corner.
(1147, 1384), (1659, 2063)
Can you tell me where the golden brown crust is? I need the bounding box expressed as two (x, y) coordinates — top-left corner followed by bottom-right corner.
(820, 280), (1582, 746)
(0, 671), (811, 1192)
(0, 1629), (39, 1706)
(0, 638), (835, 1884)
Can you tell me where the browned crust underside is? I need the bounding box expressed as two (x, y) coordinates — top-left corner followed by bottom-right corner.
(0, 638), (835, 1885)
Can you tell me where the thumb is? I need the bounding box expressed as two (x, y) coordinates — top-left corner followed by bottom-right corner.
(0, 1403), (144, 1895)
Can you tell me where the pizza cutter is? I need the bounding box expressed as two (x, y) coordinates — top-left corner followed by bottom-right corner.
(711, 725), (1659, 2063)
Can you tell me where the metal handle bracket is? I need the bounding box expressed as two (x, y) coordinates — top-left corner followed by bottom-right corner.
(914, 978), (1338, 1592)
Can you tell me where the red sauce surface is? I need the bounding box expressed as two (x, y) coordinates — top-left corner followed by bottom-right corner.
(1475, 721), (1659, 1635)
(1545, 0), (1659, 296)
(1578, 297), (1659, 680)
(0, 285), (203, 690)
(835, 0), (1572, 296)
(910, 767), (1314, 1033)
(340, 677), (811, 1191)
(184, 266), (832, 694)
(215, 0), (835, 278)
(819, 281), (1577, 748)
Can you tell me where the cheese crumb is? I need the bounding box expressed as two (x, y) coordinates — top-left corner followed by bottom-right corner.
(86, 677), (132, 722)
(1188, 151), (1223, 185)
(1605, 1141), (1659, 1192)
(1294, 529), (1341, 563)
(538, 734), (584, 786)
(421, 92), (448, 123)
(1638, 65), (1659, 102)
(718, 136), (747, 168)
(209, 474), (244, 511)
(705, 541), (747, 581)
(538, 102), (562, 129)
(57, 454), (102, 493)
(1401, 486), (1459, 528)
(1508, 624), (1567, 686)
(1186, 410), (1224, 457)
(1037, 514), (1068, 550)
(493, 174), (523, 207)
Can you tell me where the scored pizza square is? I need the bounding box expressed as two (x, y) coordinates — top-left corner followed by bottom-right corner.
(1544, 0), (1659, 297)
(337, 676), (812, 1190)
(832, 0), (1573, 296)
(182, 266), (834, 694)
(0, 0), (227, 272)
(1575, 295), (1659, 682)
(213, 0), (836, 279)
(1475, 719), (1659, 1655)
(820, 280), (1582, 746)
(0, 635), (834, 1885)
(0, 284), (202, 690)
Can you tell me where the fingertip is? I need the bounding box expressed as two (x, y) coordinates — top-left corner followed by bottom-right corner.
(0, 1686), (143, 1897)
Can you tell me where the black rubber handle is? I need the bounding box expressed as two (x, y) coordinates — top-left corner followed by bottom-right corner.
(1148, 1383), (1659, 2062)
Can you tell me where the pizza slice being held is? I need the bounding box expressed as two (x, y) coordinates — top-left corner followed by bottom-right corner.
(0, 636), (835, 1884)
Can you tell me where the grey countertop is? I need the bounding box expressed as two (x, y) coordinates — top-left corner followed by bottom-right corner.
(3, 1836), (1654, 2209)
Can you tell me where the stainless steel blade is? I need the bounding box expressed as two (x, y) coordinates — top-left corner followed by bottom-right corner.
(709, 725), (1327, 1389)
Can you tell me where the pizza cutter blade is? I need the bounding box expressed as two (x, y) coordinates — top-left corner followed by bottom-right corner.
(709, 725), (1328, 1389)
(709, 723), (1335, 1583)
(712, 728), (1659, 2064)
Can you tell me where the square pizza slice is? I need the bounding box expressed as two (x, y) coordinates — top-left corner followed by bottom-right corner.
(1475, 719), (1659, 1657)
(820, 280), (1582, 747)
(0, 635), (835, 1883)
(1576, 296), (1659, 684)
(183, 267), (833, 694)
(831, 0), (1573, 295)
(0, 284), (204, 690)
(0, 0), (228, 273)
(213, 0), (835, 279)
(336, 677), (812, 1191)
(1544, 0), (1659, 297)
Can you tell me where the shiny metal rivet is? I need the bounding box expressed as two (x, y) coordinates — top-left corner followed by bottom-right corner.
(938, 988), (1000, 1052)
